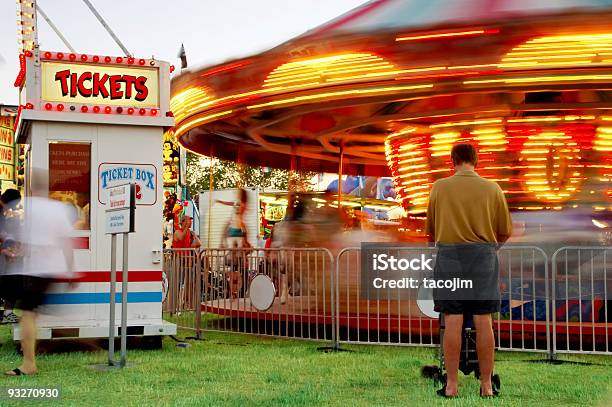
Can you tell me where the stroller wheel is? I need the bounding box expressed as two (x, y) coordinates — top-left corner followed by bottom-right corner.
(492, 374), (501, 391)
(421, 365), (442, 379)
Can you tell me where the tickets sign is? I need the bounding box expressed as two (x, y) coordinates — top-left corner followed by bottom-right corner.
(42, 62), (159, 107)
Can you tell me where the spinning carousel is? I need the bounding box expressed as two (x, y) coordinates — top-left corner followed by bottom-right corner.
(170, 0), (612, 345)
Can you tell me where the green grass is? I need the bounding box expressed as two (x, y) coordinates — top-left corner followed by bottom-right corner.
(0, 325), (610, 406)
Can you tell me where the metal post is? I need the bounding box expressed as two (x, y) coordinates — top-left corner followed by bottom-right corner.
(108, 234), (117, 365)
(120, 233), (129, 367)
(36, 4), (77, 53)
(194, 250), (202, 339)
(81, 0), (132, 57)
(337, 142), (344, 207)
(207, 152), (214, 247)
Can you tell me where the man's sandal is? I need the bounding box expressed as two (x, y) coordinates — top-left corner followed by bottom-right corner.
(480, 387), (500, 398)
(4, 368), (36, 376)
(437, 385), (458, 398)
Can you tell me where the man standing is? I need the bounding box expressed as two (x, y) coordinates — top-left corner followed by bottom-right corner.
(426, 144), (512, 397)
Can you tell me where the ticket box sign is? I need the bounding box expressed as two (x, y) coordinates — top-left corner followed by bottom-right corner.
(105, 183), (135, 235)
(41, 61), (159, 108)
(98, 163), (157, 205)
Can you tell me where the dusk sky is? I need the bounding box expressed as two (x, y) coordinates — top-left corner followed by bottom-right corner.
(0, 0), (365, 105)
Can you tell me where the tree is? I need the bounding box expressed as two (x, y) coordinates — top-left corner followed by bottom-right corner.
(185, 152), (316, 197)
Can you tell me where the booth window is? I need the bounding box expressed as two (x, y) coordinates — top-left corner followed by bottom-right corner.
(48, 142), (91, 230)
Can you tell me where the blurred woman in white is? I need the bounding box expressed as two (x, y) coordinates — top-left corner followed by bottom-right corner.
(2, 168), (74, 376)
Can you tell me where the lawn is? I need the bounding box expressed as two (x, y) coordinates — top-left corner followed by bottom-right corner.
(0, 326), (610, 406)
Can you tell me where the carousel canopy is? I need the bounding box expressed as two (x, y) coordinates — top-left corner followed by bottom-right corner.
(170, 0), (612, 209)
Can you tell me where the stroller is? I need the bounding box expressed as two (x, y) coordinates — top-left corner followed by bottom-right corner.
(422, 313), (501, 393)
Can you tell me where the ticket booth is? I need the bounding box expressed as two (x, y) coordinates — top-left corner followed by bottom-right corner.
(13, 50), (176, 341)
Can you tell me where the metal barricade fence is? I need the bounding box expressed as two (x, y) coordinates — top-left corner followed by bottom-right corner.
(495, 246), (550, 355)
(334, 245), (550, 355)
(161, 245), (612, 357)
(551, 246), (612, 356)
(335, 246), (439, 348)
(162, 248), (202, 338)
(200, 248), (336, 342)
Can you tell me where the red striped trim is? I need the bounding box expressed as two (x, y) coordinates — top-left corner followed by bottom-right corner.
(56, 271), (162, 283)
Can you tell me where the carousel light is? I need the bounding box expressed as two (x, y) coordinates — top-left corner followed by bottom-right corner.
(69, 53), (77, 61)
(246, 84), (433, 110)
(93, 106), (100, 113)
(138, 108), (146, 115)
(116, 57), (123, 63)
(57, 52), (64, 59)
(264, 53), (398, 89)
(174, 110), (234, 136)
(127, 57), (135, 64)
(170, 87), (214, 122)
(24, 102), (33, 109)
(57, 104), (64, 111)
(81, 55), (88, 62)
(500, 33), (612, 70)
(150, 109), (158, 115)
(430, 118), (502, 128)
(201, 59), (253, 77)
(44, 103), (52, 110)
(396, 28), (499, 41)
(93, 55), (100, 62)
(104, 106), (112, 114)
(43, 51), (52, 59)
(465, 74), (612, 86)
(104, 56), (111, 63)
(127, 107), (134, 115)
(81, 106), (88, 113)
(138, 59), (145, 65)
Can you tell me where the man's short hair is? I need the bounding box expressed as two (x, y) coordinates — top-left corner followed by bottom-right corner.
(451, 143), (478, 166)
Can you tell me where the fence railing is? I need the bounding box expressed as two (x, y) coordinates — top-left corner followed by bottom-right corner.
(551, 246), (611, 356)
(162, 248), (202, 338)
(162, 245), (611, 357)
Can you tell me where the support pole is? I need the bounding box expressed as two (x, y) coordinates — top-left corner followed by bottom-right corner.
(108, 234), (117, 366)
(81, 0), (132, 57)
(36, 4), (76, 53)
(337, 142), (344, 208)
(207, 152), (214, 247)
(119, 233), (129, 367)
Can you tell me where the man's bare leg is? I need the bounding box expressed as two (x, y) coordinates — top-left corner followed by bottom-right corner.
(473, 314), (495, 396)
(5, 311), (38, 375)
(442, 314), (463, 396)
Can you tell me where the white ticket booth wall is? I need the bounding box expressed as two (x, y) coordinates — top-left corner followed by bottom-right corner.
(14, 51), (176, 340)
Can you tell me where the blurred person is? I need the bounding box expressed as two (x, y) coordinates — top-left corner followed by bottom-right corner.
(171, 215), (201, 311)
(218, 188), (249, 249)
(3, 169), (75, 376)
(217, 189), (250, 299)
(172, 215), (201, 250)
(426, 144), (512, 398)
(0, 189), (22, 324)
